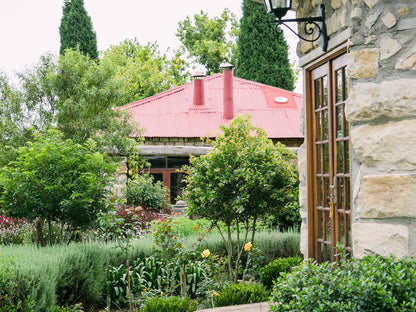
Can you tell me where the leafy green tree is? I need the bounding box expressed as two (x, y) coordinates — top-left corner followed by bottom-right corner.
(235, 0), (295, 90)
(102, 39), (189, 104)
(0, 130), (116, 246)
(17, 53), (58, 132)
(176, 9), (239, 74)
(184, 115), (298, 282)
(15, 48), (139, 156)
(59, 0), (98, 59)
(51, 48), (137, 154)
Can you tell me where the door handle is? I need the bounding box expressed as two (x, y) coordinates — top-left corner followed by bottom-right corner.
(329, 176), (337, 219)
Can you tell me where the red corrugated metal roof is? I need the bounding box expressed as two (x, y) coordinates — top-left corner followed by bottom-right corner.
(117, 73), (303, 139)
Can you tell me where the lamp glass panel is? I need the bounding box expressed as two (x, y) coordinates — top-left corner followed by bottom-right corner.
(271, 0), (291, 9)
(264, 0), (272, 13)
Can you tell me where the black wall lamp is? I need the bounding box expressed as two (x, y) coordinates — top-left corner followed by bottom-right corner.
(263, 0), (329, 52)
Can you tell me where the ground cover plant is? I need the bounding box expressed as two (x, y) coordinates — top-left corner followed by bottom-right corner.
(270, 254), (416, 312)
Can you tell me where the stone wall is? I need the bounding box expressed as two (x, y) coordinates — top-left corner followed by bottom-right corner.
(297, 0), (416, 258)
(144, 137), (212, 146)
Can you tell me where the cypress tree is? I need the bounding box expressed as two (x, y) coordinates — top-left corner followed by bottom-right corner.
(59, 0), (98, 59)
(235, 0), (294, 91)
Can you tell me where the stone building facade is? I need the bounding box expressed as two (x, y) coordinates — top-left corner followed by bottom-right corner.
(290, 0), (416, 260)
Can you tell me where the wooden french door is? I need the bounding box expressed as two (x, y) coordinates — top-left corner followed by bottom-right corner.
(308, 51), (352, 262)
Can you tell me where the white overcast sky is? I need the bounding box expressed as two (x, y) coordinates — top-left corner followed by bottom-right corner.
(0, 0), (301, 92)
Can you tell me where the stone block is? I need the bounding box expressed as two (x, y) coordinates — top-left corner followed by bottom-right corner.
(397, 18), (416, 31)
(117, 162), (128, 174)
(395, 43), (416, 70)
(381, 12), (397, 28)
(353, 222), (409, 258)
(351, 119), (416, 171)
(299, 185), (308, 211)
(380, 36), (401, 60)
(398, 6), (410, 16)
(365, 9), (381, 29)
(348, 48), (379, 79)
(364, 0), (379, 10)
(351, 8), (363, 21)
(364, 35), (377, 44)
(331, 0), (341, 9)
(346, 79), (416, 121)
(118, 174), (127, 183)
(300, 217), (308, 258)
(358, 174), (416, 218)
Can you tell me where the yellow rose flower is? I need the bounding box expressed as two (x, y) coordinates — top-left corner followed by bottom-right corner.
(201, 249), (211, 258)
(244, 242), (253, 252)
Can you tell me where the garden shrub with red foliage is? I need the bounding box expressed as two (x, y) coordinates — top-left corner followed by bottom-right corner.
(0, 214), (32, 245)
(116, 204), (164, 236)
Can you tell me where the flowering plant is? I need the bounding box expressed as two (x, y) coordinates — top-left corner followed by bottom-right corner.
(0, 214), (32, 245)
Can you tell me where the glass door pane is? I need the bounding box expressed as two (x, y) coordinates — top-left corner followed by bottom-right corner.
(310, 53), (350, 262)
(170, 172), (186, 204)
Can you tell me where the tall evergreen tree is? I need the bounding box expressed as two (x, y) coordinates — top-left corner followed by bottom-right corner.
(235, 0), (294, 91)
(59, 0), (98, 59)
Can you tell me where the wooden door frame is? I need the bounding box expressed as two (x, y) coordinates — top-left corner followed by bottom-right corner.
(304, 44), (348, 260)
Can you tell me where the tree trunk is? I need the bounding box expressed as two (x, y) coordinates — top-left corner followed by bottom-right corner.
(35, 218), (46, 247)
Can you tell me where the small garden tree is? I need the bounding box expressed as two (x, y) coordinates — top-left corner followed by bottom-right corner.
(184, 115), (298, 282)
(0, 130), (116, 246)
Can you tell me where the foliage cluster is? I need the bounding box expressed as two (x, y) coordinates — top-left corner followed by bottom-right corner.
(176, 9), (238, 74)
(271, 255), (416, 311)
(107, 255), (211, 308)
(0, 214), (32, 245)
(126, 174), (169, 210)
(185, 115), (298, 282)
(59, 0), (98, 59)
(0, 226), (300, 311)
(0, 244), (109, 311)
(236, 0), (295, 90)
(0, 130), (116, 246)
(259, 256), (303, 290)
(213, 283), (269, 308)
(1, 39), (189, 167)
(139, 296), (198, 312)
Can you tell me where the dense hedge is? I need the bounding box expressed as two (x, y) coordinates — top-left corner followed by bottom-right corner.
(0, 230), (299, 311)
(213, 283), (269, 308)
(260, 256), (303, 290)
(270, 255), (416, 312)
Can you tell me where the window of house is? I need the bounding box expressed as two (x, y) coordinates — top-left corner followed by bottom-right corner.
(142, 156), (189, 204)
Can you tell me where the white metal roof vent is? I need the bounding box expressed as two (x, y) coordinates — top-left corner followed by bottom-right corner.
(274, 96), (288, 103)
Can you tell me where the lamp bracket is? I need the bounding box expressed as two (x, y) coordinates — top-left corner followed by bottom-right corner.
(271, 4), (328, 52)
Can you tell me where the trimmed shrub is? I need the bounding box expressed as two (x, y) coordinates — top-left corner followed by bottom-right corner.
(139, 296), (198, 312)
(213, 283), (269, 307)
(260, 256), (303, 290)
(271, 255), (416, 311)
(126, 174), (169, 210)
